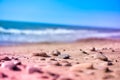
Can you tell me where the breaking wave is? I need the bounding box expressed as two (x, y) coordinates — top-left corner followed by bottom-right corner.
(0, 26), (77, 35)
(0, 26), (120, 43)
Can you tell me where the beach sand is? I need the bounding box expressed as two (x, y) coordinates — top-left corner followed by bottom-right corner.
(0, 38), (120, 80)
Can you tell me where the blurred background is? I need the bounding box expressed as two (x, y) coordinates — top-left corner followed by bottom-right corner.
(0, 0), (120, 44)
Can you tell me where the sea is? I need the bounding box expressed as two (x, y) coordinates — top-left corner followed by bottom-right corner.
(0, 20), (120, 45)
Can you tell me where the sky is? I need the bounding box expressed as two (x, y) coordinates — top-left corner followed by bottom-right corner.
(0, 0), (120, 28)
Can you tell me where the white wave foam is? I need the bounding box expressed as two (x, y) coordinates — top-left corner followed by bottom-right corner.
(0, 26), (77, 35)
(1, 26), (120, 43)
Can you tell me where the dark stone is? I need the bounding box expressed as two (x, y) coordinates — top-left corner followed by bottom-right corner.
(90, 47), (96, 51)
(82, 51), (89, 55)
(32, 52), (49, 57)
(58, 54), (70, 59)
(51, 50), (61, 56)
(1, 61), (21, 71)
(0, 72), (8, 78)
(0, 56), (11, 61)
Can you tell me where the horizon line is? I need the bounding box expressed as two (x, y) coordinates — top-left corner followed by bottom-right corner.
(0, 19), (120, 30)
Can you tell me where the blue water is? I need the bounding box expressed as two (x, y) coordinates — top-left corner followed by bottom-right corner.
(0, 20), (120, 45)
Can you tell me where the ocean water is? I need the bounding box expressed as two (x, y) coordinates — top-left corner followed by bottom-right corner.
(0, 20), (120, 45)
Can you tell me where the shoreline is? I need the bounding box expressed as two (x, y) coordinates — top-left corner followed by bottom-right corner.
(1, 37), (120, 47)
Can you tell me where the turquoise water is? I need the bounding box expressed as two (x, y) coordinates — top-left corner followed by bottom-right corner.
(0, 20), (120, 45)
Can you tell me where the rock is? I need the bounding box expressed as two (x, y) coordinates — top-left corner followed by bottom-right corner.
(26, 66), (43, 74)
(94, 52), (108, 61)
(49, 61), (61, 66)
(59, 76), (73, 80)
(40, 58), (46, 60)
(90, 47), (96, 51)
(82, 51), (89, 55)
(112, 50), (115, 52)
(58, 54), (70, 59)
(50, 50), (61, 56)
(104, 68), (112, 72)
(102, 48), (107, 50)
(1, 61), (21, 71)
(0, 56), (11, 61)
(13, 60), (22, 65)
(62, 62), (72, 66)
(107, 62), (113, 66)
(80, 49), (82, 51)
(32, 52), (49, 57)
(47, 71), (59, 79)
(70, 63), (94, 72)
(0, 72), (8, 78)
(49, 58), (57, 61)
(10, 57), (19, 60)
(61, 60), (71, 66)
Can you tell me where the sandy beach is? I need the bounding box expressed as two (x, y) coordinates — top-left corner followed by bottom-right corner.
(0, 38), (120, 80)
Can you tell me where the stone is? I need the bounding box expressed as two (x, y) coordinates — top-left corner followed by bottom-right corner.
(49, 61), (61, 66)
(107, 62), (113, 66)
(61, 61), (71, 66)
(82, 51), (89, 55)
(0, 72), (8, 78)
(90, 47), (96, 51)
(94, 52), (108, 61)
(50, 50), (61, 56)
(13, 60), (22, 65)
(40, 58), (46, 60)
(26, 66), (43, 74)
(47, 71), (59, 78)
(0, 56), (11, 61)
(1, 61), (21, 71)
(62, 62), (72, 66)
(58, 54), (70, 59)
(32, 52), (49, 57)
(50, 58), (56, 61)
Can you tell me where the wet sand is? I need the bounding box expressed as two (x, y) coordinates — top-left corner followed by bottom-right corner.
(0, 38), (120, 80)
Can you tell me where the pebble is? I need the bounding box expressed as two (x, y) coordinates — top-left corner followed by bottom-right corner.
(58, 54), (70, 59)
(49, 61), (61, 66)
(59, 77), (73, 80)
(107, 62), (113, 66)
(10, 57), (19, 60)
(62, 62), (72, 66)
(26, 66), (43, 74)
(49, 58), (57, 61)
(1, 61), (21, 71)
(32, 52), (49, 57)
(82, 51), (89, 55)
(40, 58), (46, 60)
(0, 56), (11, 61)
(13, 60), (22, 65)
(70, 63), (93, 72)
(0, 72), (8, 78)
(104, 67), (112, 73)
(47, 71), (59, 79)
(50, 50), (61, 56)
(90, 47), (96, 51)
(61, 61), (72, 66)
(94, 52), (108, 61)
